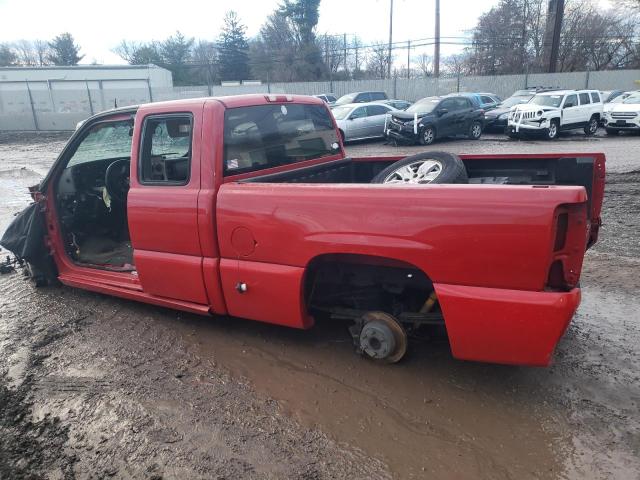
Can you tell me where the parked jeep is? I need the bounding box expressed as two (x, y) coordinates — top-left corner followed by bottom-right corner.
(507, 89), (603, 139)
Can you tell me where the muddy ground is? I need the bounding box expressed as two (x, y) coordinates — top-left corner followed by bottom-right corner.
(0, 131), (639, 479)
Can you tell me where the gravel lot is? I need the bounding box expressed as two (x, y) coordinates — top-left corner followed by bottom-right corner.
(0, 130), (639, 479)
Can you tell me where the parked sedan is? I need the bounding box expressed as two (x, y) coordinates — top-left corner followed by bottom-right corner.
(386, 95), (484, 145)
(332, 102), (397, 142)
(484, 94), (535, 132)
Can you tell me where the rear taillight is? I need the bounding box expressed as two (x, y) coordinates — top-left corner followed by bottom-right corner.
(546, 204), (588, 290)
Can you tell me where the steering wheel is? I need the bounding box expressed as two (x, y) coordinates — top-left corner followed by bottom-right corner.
(104, 159), (130, 204)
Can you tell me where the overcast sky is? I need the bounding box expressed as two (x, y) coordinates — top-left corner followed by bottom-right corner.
(0, 0), (521, 65)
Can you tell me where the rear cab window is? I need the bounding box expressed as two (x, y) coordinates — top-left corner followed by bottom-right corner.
(590, 92), (601, 103)
(223, 103), (340, 176)
(139, 115), (193, 185)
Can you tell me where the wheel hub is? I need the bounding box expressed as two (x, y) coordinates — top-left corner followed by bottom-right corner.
(360, 322), (396, 359)
(357, 312), (408, 363)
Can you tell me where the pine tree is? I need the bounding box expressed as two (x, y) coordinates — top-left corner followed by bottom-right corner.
(218, 11), (251, 81)
(47, 33), (84, 65)
(159, 31), (194, 85)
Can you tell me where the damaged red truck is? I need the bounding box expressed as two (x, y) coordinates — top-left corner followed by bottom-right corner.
(2, 94), (605, 366)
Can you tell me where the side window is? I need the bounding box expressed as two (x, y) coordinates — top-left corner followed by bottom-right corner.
(480, 95), (494, 105)
(370, 92), (387, 101)
(356, 93), (371, 103)
(564, 94), (578, 108)
(439, 99), (455, 111)
(579, 93), (591, 105)
(446, 98), (467, 111)
(459, 98), (473, 109)
(140, 115), (192, 185)
(350, 107), (367, 119)
(368, 105), (390, 116)
(590, 92), (601, 103)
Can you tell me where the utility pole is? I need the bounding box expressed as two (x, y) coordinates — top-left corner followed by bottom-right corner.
(387, 0), (394, 79)
(434, 0), (440, 77)
(407, 40), (411, 79)
(521, 0), (528, 67)
(542, 0), (564, 73)
(344, 33), (348, 77)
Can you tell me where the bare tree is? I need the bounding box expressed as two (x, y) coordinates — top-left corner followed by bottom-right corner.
(34, 40), (51, 66)
(416, 53), (432, 77)
(191, 40), (219, 85)
(347, 36), (367, 79)
(465, 0), (640, 74)
(442, 54), (469, 76)
(12, 40), (37, 66)
(367, 43), (392, 79)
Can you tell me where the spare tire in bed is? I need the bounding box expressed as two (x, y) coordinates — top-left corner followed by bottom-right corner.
(371, 151), (468, 184)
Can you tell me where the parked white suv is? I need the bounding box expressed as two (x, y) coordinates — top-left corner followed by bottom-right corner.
(507, 89), (603, 139)
(602, 91), (640, 135)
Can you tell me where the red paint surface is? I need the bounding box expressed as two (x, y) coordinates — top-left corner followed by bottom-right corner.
(219, 259), (312, 329)
(40, 95), (607, 366)
(435, 284), (580, 366)
(216, 183), (587, 292)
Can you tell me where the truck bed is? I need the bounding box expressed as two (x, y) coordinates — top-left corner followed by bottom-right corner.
(217, 152), (605, 365)
(241, 153), (604, 245)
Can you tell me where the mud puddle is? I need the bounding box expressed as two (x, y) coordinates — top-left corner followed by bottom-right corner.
(147, 252), (640, 479)
(160, 312), (563, 479)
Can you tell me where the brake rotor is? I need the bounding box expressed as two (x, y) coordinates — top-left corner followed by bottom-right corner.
(359, 311), (408, 363)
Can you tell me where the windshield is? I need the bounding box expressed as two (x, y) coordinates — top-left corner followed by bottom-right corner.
(406, 97), (440, 114)
(501, 95), (532, 107)
(530, 95), (563, 107)
(335, 93), (356, 105)
(623, 94), (640, 104)
(67, 120), (133, 167)
(331, 106), (353, 120)
(223, 103), (340, 176)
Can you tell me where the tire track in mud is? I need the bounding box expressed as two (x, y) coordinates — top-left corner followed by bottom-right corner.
(0, 271), (394, 479)
(0, 274), (85, 479)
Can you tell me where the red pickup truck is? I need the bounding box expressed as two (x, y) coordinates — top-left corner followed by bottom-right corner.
(2, 94), (605, 366)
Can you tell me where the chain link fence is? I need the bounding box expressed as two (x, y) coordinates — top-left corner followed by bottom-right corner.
(1, 69), (639, 131)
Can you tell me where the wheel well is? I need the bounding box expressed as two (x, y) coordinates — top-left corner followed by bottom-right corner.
(591, 113), (600, 120)
(304, 253), (435, 316)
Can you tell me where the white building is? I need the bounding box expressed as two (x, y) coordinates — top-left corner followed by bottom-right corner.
(0, 65), (173, 130)
(0, 64), (173, 88)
